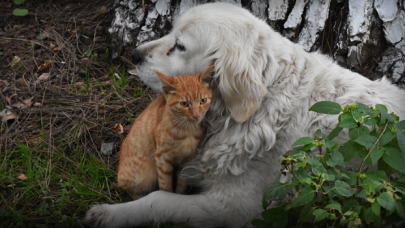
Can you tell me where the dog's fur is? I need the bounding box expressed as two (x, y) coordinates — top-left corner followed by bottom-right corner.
(84, 3), (405, 227)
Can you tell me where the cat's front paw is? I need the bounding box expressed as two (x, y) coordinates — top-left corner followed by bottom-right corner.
(83, 204), (112, 228)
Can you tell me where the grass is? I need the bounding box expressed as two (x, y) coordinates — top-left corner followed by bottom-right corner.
(0, 1), (156, 227)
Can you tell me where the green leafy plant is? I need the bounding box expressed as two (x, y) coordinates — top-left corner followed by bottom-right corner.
(13, 0), (28, 16)
(254, 101), (405, 228)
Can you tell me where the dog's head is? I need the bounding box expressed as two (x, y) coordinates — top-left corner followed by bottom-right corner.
(133, 2), (271, 123)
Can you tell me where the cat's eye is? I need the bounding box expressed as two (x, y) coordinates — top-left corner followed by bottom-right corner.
(180, 102), (189, 107)
(200, 98), (207, 104)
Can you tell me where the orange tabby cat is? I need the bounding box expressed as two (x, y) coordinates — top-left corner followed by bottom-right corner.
(118, 66), (214, 199)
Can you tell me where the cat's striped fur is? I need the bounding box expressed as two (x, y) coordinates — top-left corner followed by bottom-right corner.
(117, 66), (214, 199)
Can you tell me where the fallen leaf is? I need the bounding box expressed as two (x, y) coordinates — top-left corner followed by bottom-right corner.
(17, 174), (27, 180)
(34, 102), (42, 107)
(82, 35), (90, 39)
(49, 43), (55, 49)
(35, 73), (51, 84)
(11, 56), (21, 67)
(11, 102), (26, 109)
(6, 94), (18, 105)
(128, 68), (138, 75)
(53, 46), (62, 51)
(23, 97), (34, 107)
(75, 82), (84, 89)
(142, 4), (146, 12)
(7, 184), (15, 188)
(36, 31), (50, 40)
(113, 123), (124, 134)
(68, 29), (81, 34)
(16, 78), (28, 87)
(0, 109), (18, 123)
(37, 61), (51, 72)
(98, 75), (110, 81)
(0, 80), (10, 87)
(100, 142), (115, 155)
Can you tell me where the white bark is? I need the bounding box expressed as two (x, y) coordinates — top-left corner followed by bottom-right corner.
(110, 0), (405, 86)
(297, 0), (331, 51)
(268, 0), (289, 21)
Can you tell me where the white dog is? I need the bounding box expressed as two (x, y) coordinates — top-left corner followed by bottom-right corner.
(84, 2), (405, 227)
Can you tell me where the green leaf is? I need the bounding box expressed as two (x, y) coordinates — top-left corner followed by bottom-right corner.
(394, 120), (405, 130)
(380, 132), (396, 146)
(330, 150), (345, 167)
(251, 219), (271, 228)
(261, 208), (287, 227)
(364, 118), (377, 126)
(397, 130), (405, 155)
(292, 137), (314, 147)
(351, 109), (363, 122)
(325, 140), (338, 151)
(354, 135), (378, 148)
(341, 171), (357, 185)
(397, 175), (405, 183)
(365, 183), (376, 195)
(312, 209), (328, 223)
(348, 221), (357, 228)
(369, 147), (384, 165)
(372, 201), (381, 216)
(309, 101), (342, 115)
(295, 167), (309, 181)
(334, 180), (355, 197)
(378, 107), (388, 125)
(339, 116), (358, 129)
(328, 126), (343, 140)
(349, 126), (369, 140)
(13, 8), (28, 16)
(383, 147), (405, 173)
(315, 129), (328, 139)
(14, 0), (24, 4)
(395, 200), (405, 219)
(364, 207), (374, 224)
(377, 192), (395, 211)
(312, 165), (327, 176)
(298, 202), (316, 227)
(263, 182), (292, 209)
(357, 103), (374, 115)
(376, 104), (388, 112)
(342, 199), (360, 213)
(339, 140), (362, 161)
(287, 186), (315, 209)
(325, 203), (341, 211)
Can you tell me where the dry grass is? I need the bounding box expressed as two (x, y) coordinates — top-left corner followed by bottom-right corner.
(0, 1), (158, 227)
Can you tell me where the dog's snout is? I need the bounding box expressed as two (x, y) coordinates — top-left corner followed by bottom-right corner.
(132, 49), (144, 65)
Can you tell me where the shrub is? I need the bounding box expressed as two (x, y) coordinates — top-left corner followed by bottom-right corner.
(253, 101), (405, 228)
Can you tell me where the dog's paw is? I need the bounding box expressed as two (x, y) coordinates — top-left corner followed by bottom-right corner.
(82, 204), (111, 228)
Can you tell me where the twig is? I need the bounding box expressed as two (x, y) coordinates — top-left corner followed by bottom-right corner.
(358, 119), (389, 176)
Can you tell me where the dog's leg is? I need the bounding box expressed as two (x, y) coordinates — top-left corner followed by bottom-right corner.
(83, 191), (227, 228)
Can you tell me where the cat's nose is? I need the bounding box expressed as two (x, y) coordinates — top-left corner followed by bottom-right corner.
(132, 49), (144, 65)
(192, 115), (199, 120)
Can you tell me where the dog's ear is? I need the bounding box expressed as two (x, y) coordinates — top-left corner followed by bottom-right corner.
(199, 65), (215, 85)
(155, 71), (175, 94)
(215, 46), (266, 123)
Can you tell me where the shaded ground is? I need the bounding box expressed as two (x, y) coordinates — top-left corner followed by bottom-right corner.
(0, 1), (157, 227)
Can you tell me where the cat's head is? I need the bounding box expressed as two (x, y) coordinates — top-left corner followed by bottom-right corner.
(155, 66), (214, 123)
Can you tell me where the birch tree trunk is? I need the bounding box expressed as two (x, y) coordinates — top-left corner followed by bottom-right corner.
(109, 0), (405, 88)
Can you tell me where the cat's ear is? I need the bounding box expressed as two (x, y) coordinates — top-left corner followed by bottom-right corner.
(155, 71), (175, 94)
(200, 65), (215, 85)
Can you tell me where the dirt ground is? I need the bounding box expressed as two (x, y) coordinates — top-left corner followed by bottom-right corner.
(0, 1), (157, 227)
